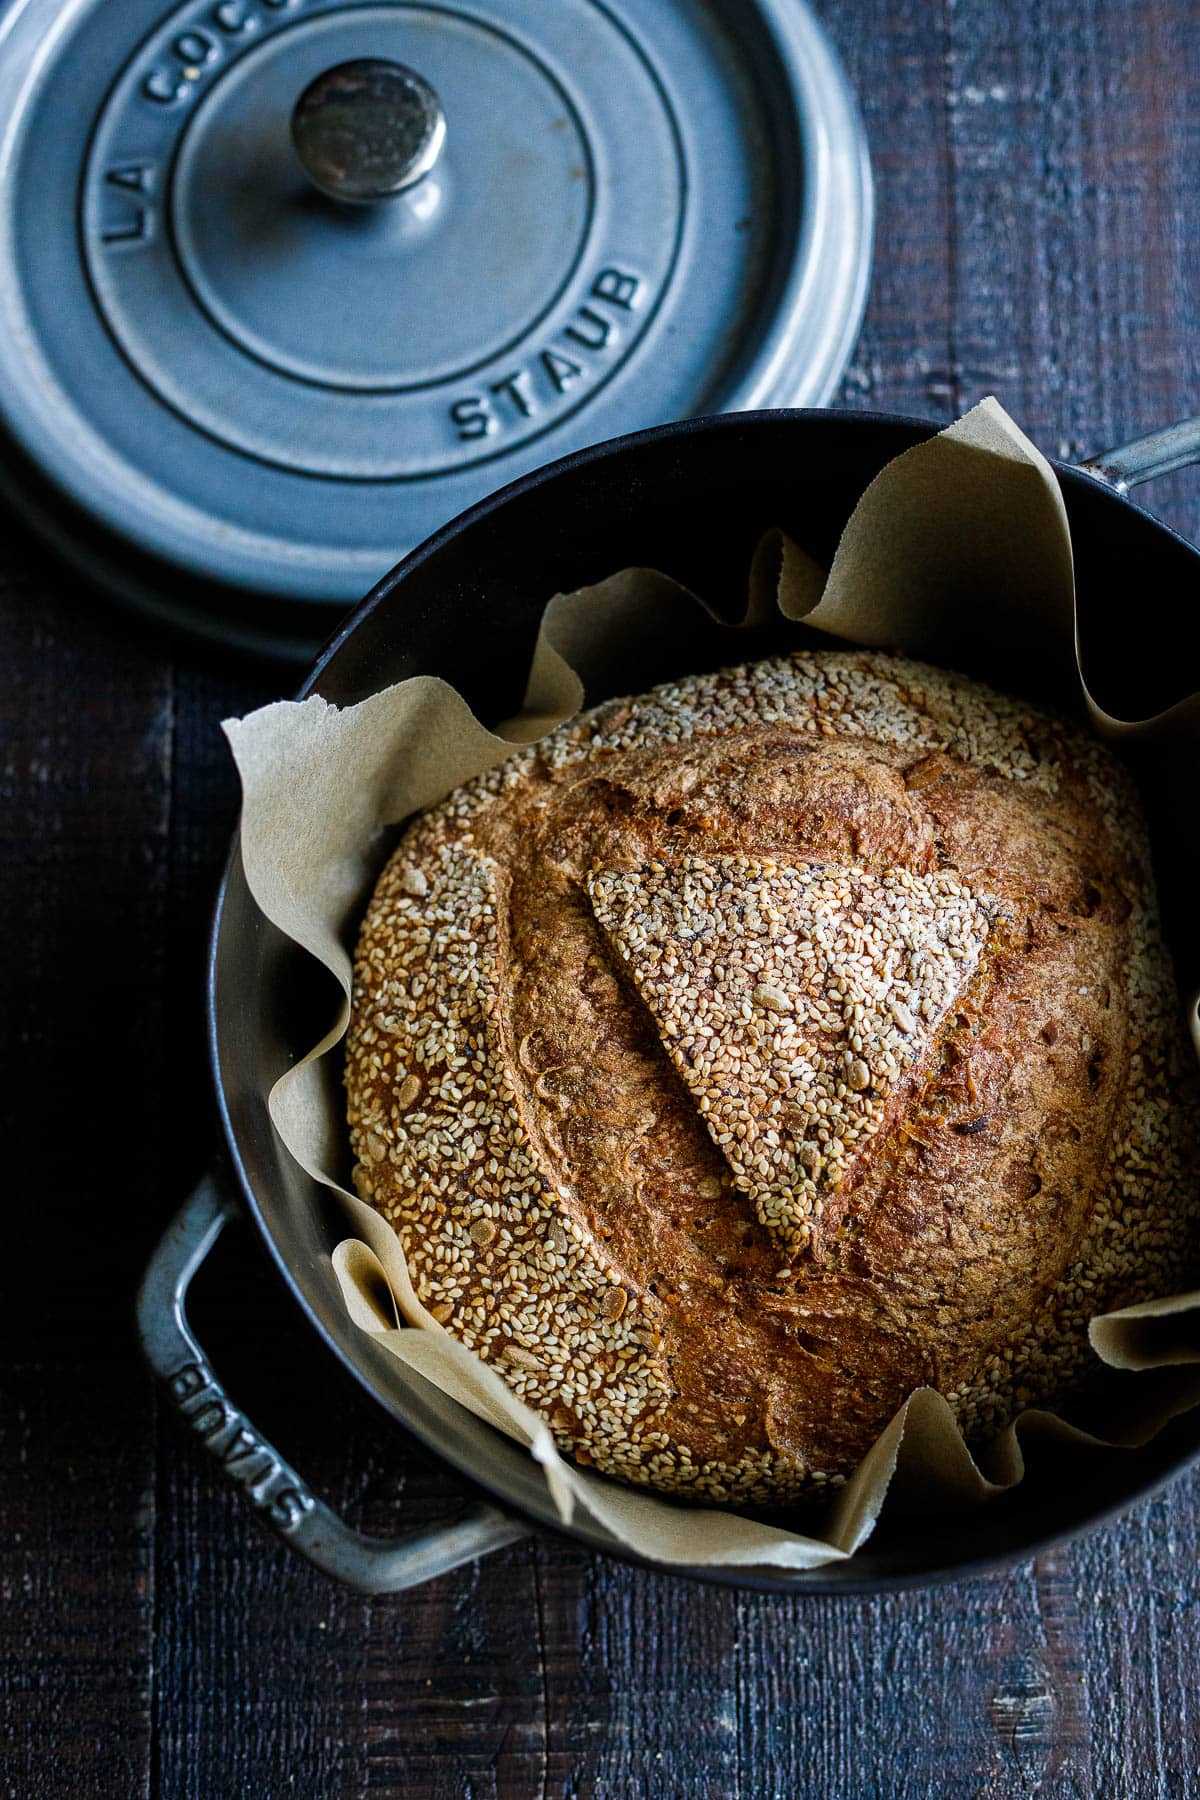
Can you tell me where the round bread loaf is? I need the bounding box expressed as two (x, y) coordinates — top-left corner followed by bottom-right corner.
(346, 649), (1200, 1506)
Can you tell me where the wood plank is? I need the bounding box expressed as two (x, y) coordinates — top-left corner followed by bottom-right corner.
(1053, 1479), (1200, 1798)
(734, 1565), (1069, 1798)
(825, 0), (958, 422)
(0, 538), (175, 1799)
(537, 1551), (741, 1799)
(943, 0), (1200, 533)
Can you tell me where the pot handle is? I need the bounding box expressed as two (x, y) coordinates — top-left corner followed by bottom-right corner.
(136, 1174), (530, 1592)
(1077, 418), (1200, 493)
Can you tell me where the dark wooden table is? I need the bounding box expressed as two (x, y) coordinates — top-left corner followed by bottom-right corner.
(5, 0), (1200, 1793)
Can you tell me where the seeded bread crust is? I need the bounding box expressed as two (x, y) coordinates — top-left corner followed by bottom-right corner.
(346, 650), (1200, 1506)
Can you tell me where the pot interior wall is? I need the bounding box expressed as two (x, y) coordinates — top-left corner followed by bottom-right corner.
(211, 410), (1200, 1590)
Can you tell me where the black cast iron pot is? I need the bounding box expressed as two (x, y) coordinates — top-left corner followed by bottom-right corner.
(137, 408), (1200, 1595)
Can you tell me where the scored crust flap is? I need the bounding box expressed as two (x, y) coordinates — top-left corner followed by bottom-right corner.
(224, 399), (1200, 1574)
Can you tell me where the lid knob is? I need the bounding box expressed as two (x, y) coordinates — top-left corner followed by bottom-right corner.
(291, 59), (446, 204)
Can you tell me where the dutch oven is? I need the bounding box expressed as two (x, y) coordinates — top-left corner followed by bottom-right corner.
(138, 406), (1200, 1593)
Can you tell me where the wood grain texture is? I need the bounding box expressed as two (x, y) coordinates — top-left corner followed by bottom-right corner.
(0, 546), (170, 1800)
(3, 0), (1200, 1793)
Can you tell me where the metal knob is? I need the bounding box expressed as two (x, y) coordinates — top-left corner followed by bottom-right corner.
(291, 59), (446, 204)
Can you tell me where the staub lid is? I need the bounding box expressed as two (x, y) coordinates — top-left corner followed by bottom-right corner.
(0, 0), (871, 656)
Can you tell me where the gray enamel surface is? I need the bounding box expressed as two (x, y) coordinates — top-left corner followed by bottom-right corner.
(0, 0), (871, 624)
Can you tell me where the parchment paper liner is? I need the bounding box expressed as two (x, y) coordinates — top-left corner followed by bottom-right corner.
(225, 401), (1200, 1572)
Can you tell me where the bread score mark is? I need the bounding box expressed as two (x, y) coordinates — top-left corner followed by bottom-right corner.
(587, 855), (1004, 1259)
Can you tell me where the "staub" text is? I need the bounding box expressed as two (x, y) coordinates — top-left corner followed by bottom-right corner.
(168, 1358), (313, 1531)
(449, 267), (641, 441)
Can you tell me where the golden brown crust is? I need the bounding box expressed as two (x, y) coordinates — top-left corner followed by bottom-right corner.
(345, 650), (1200, 1505)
